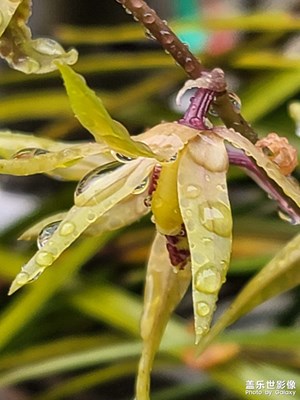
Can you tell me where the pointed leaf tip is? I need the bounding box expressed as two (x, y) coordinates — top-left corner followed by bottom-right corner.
(8, 278), (23, 296)
(56, 63), (159, 160)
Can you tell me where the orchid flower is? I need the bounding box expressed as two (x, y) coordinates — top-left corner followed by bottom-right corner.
(2, 64), (300, 400)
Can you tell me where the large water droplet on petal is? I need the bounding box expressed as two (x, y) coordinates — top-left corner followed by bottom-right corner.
(37, 221), (61, 249)
(185, 184), (201, 199)
(75, 161), (121, 196)
(195, 265), (222, 294)
(36, 251), (55, 267)
(198, 201), (232, 237)
(27, 270), (43, 283)
(132, 177), (149, 195)
(12, 148), (50, 159)
(110, 151), (135, 163)
(59, 221), (76, 236)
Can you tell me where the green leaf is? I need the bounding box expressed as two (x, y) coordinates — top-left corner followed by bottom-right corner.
(56, 63), (159, 159)
(32, 361), (138, 400)
(0, 341), (142, 387)
(240, 69), (300, 122)
(0, 0), (77, 73)
(0, 142), (105, 175)
(198, 233), (300, 353)
(0, 234), (113, 351)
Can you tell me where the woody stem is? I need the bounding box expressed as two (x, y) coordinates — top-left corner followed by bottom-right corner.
(116, 0), (258, 143)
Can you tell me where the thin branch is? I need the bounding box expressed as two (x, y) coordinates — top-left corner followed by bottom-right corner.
(115, 0), (258, 143)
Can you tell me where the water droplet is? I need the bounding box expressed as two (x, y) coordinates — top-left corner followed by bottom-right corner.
(37, 221), (61, 249)
(145, 29), (156, 41)
(208, 105), (219, 117)
(205, 174), (210, 182)
(144, 195), (152, 207)
(87, 210), (97, 222)
(36, 251), (55, 267)
(196, 301), (210, 317)
(184, 208), (193, 218)
(198, 201), (232, 237)
(195, 265), (222, 294)
(12, 148), (50, 159)
(16, 272), (30, 285)
(111, 151), (135, 163)
(216, 183), (226, 191)
(278, 210), (296, 225)
(228, 92), (242, 113)
(201, 237), (212, 244)
(167, 153), (177, 163)
(143, 12), (155, 24)
(132, 177), (149, 194)
(75, 161), (121, 196)
(220, 259), (229, 270)
(59, 221), (75, 236)
(196, 326), (204, 337)
(27, 270), (43, 283)
(186, 184), (201, 199)
(185, 57), (195, 73)
(33, 38), (64, 56)
(160, 30), (174, 45)
(24, 58), (40, 74)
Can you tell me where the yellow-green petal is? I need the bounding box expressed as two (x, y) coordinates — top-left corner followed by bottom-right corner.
(0, 0), (77, 73)
(178, 133), (232, 345)
(56, 63), (159, 159)
(137, 233), (191, 400)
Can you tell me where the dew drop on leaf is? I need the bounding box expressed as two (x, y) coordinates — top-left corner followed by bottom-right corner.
(186, 184), (201, 199)
(111, 151), (135, 163)
(198, 202), (232, 237)
(75, 162), (121, 196)
(12, 148), (50, 159)
(35, 251), (55, 267)
(195, 266), (222, 294)
(59, 221), (76, 236)
(196, 301), (211, 317)
(132, 177), (149, 194)
(37, 221), (61, 249)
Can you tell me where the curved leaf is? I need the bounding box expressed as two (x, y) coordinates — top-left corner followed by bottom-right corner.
(56, 63), (158, 159)
(136, 233), (191, 400)
(0, 0), (77, 73)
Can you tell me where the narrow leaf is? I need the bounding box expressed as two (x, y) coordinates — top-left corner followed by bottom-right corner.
(0, 235), (112, 351)
(136, 233), (191, 400)
(56, 63), (158, 159)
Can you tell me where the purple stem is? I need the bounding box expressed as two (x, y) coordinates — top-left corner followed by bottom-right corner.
(228, 145), (300, 224)
(179, 88), (215, 130)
